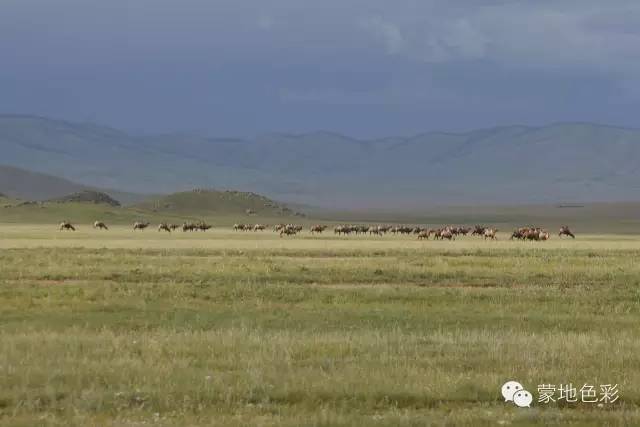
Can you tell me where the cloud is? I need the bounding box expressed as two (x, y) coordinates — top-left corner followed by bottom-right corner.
(5, 0), (640, 136)
(438, 19), (488, 60)
(359, 17), (406, 55)
(356, 1), (640, 72)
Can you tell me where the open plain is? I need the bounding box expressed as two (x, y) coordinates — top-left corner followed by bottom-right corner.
(0, 224), (638, 426)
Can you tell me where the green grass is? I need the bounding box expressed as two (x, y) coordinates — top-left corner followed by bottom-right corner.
(0, 188), (302, 226)
(0, 226), (638, 425)
(0, 201), (170, 225)
(0, 202), (302, 227)
(4, 197), (640, 235)
(0, 196), (16, 206)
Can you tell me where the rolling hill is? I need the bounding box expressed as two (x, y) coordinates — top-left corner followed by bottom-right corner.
(135, 189), (301, 217)
(0, 164), (151, 204)
(0, 193), (15, 208)
(48, 190), (122, 207)
(2, 115), (640, 208)
(0, 165), (89, 201)
(0, 188), (301, 225)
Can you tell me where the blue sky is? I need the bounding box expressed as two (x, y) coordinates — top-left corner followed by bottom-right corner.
(1, 0), (639, 137)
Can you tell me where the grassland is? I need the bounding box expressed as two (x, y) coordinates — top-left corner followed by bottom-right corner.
(0, 188), (301, 227)
(0, 226), (639, 426)
(0, 202), (300, 228)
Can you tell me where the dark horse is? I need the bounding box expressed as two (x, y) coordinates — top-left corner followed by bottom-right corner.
(558, 225), (575, 238)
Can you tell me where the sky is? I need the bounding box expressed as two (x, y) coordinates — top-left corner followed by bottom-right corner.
(1, 0), (640, 138)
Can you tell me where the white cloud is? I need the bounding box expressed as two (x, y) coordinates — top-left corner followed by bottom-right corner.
(409, 18), (489, 63)
(357, 1), (640, 72)
(359, 17), (406, 55)
(440, 19), (488, 60)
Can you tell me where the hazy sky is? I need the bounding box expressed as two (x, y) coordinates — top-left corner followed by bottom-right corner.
(2, 0), (640, 137)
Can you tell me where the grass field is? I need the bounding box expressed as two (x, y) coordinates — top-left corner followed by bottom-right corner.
(0, 225), (639, 426)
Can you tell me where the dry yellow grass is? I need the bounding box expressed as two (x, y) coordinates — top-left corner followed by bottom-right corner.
(1, 224), (639, 250)
(0, 224), (638, 426)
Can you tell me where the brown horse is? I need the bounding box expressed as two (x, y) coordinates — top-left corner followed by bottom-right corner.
(133, 221), (150, 231)
(440, 229), (455, 240)
(310, 225), (327, 234)
(472, 225), (487, 236)
(483, 228), (498, 240)
(280, 226), (299, 237)
(59, 221), (76, 231)
(417, 230), (430, 240)
(559, 225), (575, 238)
(93, 221), (108, 230)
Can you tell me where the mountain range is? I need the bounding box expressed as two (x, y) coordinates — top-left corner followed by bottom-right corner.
(0, 164), (149, 204)
(2, 114), (640, 208)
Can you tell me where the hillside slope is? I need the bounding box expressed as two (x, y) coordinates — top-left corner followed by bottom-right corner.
(0, 164), (150, 204)
(136, 189), (299, 217)
(48, 190), (122, 207)
(0, 115), (279, 198)
(0, 188), (300, 225)
(2, 115), (640, 207)
(0, 165), (88, 200)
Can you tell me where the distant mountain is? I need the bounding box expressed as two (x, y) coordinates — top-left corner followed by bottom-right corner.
(0, 164), (88, 200)
(136, 189), (301, 217)
(0, 164), (150, 204)
(2, 114), (640, 208)
(49, 190), (121, 207)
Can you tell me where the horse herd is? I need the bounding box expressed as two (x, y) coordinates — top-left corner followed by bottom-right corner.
(229, 222), (574, 240)
(510, 225), (575, 241)
(59, 220), (214, 232)
(57, 220), (576, 240)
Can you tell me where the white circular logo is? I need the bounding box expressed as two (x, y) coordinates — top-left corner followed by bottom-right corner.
(513, 390), (533, 408)
(501, 381), (523, 402)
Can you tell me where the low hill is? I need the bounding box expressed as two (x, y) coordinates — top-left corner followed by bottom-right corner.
(0, 165), (87, 201)
(49, 190), (121, 207)
(136, 189), (301, 217)
(0, 187), (303, 225)
(0, 193), (16, 208)
(0, 164), (151, 204)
